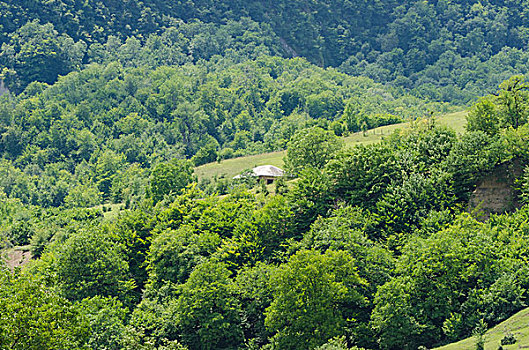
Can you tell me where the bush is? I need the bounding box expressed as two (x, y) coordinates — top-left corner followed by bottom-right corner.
(500, 333), (516, 346)
(219, 147), (235, 160)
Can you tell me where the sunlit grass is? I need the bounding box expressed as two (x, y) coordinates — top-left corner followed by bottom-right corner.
(195, 150), (286, 181)
(434, 307), (529, 350)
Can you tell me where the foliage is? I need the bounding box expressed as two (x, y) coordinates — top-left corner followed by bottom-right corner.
(4, 0), (529, 104)
(326, 143), (402, 208)
(234, 263), (276, 346)
(301, 205), (392, 290)
(2, 110), (529, 349)
(441, 131), (500, 201)
(149, 159), (194, 203)
(284, 126), (344, 175)
(265, 249), (365, 350)
(287, 167), (334, 233)
(78, 296), (128, 350)
(520, 166), (529, 205)
(0, 21), (86, 93)
(467, 76), (529, 135)
(0, 56), (444, 207)
(375, 171), (455, 243)
(467, 97), (499, 136)
(0, 267), (89, 349)
(372, 212), (529, 349)
(51, 228), (135, 304)
(165, 261), (244, 349)
(146, 225), (220, 288)
(4, 3), (529, 346)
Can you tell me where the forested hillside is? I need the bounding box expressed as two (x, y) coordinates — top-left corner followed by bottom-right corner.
(4, 1), (529, 349)
(4, 1), (529, 102)
(2, 76), (529, 349)
(0, 56), (448, 208)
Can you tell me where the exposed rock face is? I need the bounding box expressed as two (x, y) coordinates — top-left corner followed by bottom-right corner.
(0, 80), (8, 96)
(469, 159), (523, 219)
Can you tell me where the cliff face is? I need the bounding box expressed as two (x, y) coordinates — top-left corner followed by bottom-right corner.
(469, 159), (523, 219)
(0, 80), (8, 96)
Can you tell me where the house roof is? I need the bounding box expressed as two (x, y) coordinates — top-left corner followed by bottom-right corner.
(253, 165), (284, 177)
(233, 165), (285, 179)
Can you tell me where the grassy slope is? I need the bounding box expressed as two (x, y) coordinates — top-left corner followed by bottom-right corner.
(195, 110), (468, 180)
(434, 307), (529, 350)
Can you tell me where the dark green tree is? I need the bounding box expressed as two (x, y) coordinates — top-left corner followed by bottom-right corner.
(52, 228), (135, 304)
(498, 75), (529, 129)
(166, 261), (244, 349)
(78, 296), (128, 350)
(146, 225), (221, 288)
(0, 20), (85, 93)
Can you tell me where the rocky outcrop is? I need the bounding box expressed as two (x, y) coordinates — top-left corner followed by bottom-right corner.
(469, 159), (523, 219)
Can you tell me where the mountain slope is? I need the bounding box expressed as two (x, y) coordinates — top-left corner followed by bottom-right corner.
(0, 55), (449, 208)
(435, 307), (529, 350)
(195, 110), (468, 181)
(4, 1), (529, 102)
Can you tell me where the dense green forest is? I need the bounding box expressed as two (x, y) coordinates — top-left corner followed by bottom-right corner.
(0, 56), (449, 208)
(5, 0), (529, 102)
(4, 0), (529, 349)
(3, 78), (529, 349)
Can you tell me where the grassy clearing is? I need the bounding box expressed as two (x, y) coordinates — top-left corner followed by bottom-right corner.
(195, 151), (286, 181)
(91, 202), (126, 221)
(343, 110), (468, 146)
(434, 307), (529, 350)
(437, 109), (468, 134)
(195, 110), (468, 181)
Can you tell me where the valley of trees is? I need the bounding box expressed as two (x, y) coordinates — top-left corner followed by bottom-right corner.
(0, 55), (447, 209)
(3, 1), (529, 349)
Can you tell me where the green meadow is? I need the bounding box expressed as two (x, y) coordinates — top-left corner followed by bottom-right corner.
(435, 307), (529, 350)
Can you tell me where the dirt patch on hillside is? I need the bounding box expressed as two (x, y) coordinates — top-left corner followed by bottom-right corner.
(2, 248), (32, 270)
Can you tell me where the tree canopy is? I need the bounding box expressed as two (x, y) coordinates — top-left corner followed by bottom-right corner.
(4, 1), (529, 348)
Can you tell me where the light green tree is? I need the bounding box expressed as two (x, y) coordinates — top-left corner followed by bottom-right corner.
(265, 249), (365, 350)
(284, 126), (343, 175)
(466, 96), (499, 135)
(149, 159), (194, 203)
(0, 267), (89, 349)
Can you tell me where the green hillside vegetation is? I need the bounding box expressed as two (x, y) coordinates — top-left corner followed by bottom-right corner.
(0, 55), (449, 208)
(5, 1), (529, 349)
(4, 1), (529, 103)
(434, 307), (529, 350)
(196, 110), (468, 181)
(3, 79), (529, 349)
